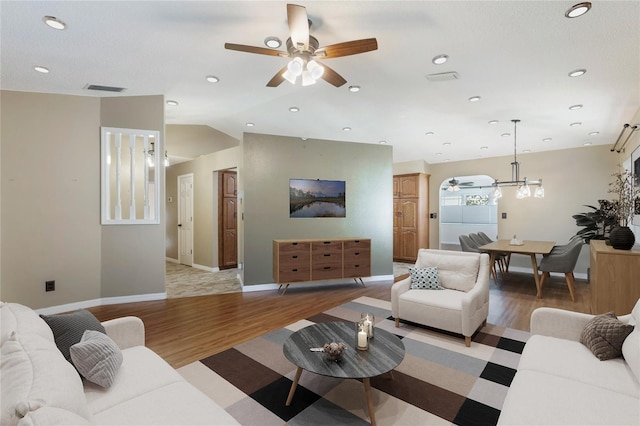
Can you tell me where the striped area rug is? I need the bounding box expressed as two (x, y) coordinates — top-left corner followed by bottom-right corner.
(178, 296), (529, 426)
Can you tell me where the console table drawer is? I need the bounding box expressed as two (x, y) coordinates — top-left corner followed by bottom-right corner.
(311, 263), (343, 280)
(279, 266), (311, 283)
(344, 262), (370, 278)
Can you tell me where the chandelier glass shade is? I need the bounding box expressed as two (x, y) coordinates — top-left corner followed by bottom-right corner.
(492, 119), (544, 200)
(146, 142), (169, 168)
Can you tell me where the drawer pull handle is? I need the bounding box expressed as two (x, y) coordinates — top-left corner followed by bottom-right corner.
(292, 242), (298, 245)
(355, 252), (360, 255)
(292, 255), (298, 258)
(355, 265), (360, 267)
(323, 254), (330, 257)
(323, 241), (331, 244)
(292, 269), (298, 272)
(323, 266), (331, 270)
(354, 240), (360, 243)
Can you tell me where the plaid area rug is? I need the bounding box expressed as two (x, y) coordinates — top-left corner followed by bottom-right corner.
(178, 297), (529, 426)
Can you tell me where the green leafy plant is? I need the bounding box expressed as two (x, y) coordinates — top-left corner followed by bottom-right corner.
(572, 200), (619, 243)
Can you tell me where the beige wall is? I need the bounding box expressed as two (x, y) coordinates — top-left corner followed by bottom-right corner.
(242, 133), (394, 286)
(165, 147), (241, 268)
(1, 91), (102, 307)
(166, 124), (238, 160)
(100, 96), (166, 298)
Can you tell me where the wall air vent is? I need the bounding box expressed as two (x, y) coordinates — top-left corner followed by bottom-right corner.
(425, 72), (460, 82)
(84, 84), (127, 93)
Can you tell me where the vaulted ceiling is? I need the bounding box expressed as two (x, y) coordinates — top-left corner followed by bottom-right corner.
(2, 1), (638, 164)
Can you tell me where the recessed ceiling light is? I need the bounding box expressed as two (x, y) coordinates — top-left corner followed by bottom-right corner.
(583, 142), (593, 146)
(432, 54), (449, 65)
(166, 100), (178, 106)
(569, 104), (583, 110)
(348, 85), (360, 92)
(444, 159), (451, 162)
(379, 140), (387, 144)
(480, 146), (488, 150)
(488, 120), (499, 125)
(570, 122), (582, 127)
(435, 152), (442, 156)
(34, 66), (50, 73)
(568, 68), (587, 77)
(264, 36), (282, 49)
(468, 96), (481, 102)
(523, 149), (531, 153)
(425, 131), (434, 136)
(342, 127), (351, 132)
(289, 106), (300, 112)
(543, 138), (552, 142)
(588, 131), (599, 136)
(501, 133), (510, 137)
(43, 16), (66, 30)
(565, 2), (592, 18)
(205, 75), (220, 83)
(246, 122), (255, 127)
(443, 142), (451, 147)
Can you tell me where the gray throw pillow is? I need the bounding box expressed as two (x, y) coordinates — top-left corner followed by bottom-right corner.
(409, 266), (444, 290)
(580, 311), (634, 361)
(40, 309), (106, 363)
(70, 330), (123, 387)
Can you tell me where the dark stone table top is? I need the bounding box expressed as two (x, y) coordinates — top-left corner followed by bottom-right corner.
(283, 321), (405, 379)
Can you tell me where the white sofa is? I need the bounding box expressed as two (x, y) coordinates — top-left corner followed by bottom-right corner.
(498, 300), (640, 425)
(0, 302), (239, 425)
(391, 249), (490, 346)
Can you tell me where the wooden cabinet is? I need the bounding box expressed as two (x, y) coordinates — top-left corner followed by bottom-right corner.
(393, 173), (429, 262)
(273, 238), (371, 293)
(589, 240), (640, 315)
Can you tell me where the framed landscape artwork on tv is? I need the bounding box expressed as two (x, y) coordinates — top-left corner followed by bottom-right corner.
(289, 179), (346, 218)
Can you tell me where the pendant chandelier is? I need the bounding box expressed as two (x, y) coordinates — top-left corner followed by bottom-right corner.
(492, 119), (544, 200)
(146, 142), (170, 167)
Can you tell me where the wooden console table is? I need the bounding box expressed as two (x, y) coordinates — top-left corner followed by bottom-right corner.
(273, 238), (371, 294)
(590, 240), (640, 315)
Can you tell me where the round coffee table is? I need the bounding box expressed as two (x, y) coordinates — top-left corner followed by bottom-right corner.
(283, 321), (405, 426)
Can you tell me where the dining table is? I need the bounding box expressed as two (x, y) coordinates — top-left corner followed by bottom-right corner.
(478, 239), (555, 298)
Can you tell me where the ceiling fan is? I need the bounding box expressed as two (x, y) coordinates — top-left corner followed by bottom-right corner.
(224, 4), (378, 87)
(444, 178), (474, 192)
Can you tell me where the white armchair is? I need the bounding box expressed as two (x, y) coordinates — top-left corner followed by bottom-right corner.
(391, 249), (491, 346)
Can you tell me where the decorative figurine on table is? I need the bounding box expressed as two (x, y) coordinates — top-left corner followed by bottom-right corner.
(323, 342), (346, 361)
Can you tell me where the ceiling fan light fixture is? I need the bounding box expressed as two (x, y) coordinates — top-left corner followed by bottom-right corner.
(282, 69), (298, 84)
(565, 2), (592, 18)
(205, 75), (220, 83)
(348, 85), (360, 92)
(34, 66), (50, 73)
(307, 60), (324, 80)
(301, 70), (316, 86)
(287, 57), (304, 76)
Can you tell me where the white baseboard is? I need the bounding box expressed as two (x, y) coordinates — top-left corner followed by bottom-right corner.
(193, 263), (219, 273)
(165, 257), (179, 263)
(35, 293), (167, 315)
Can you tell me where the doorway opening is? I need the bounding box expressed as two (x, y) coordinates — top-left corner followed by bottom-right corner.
(177, 173), (194, 266)
(438, 175), (498, 250)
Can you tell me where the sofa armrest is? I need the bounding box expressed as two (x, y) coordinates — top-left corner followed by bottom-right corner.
(530, 308), (595, 341)
(391, 277), (411, 317)
(102, 316), (145, 349)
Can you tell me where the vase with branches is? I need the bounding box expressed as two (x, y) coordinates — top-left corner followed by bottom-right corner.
(607, 169), (640, 250)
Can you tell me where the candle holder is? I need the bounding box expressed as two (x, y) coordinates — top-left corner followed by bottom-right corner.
(356, 319), (369, 351)
(360, 312), (375, 339)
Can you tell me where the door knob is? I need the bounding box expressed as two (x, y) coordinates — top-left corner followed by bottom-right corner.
(178, 224), (182, 227)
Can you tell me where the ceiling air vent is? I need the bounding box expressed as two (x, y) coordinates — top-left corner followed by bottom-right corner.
(84, 84), (127, 93)
(425, 72), (460, 82)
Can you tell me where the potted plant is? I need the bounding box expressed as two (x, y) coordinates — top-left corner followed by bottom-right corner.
(607, 170), (640, 250)
(572, 200), (619, 243)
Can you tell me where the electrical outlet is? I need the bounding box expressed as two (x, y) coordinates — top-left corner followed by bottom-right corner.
(45, 280), (55, 292)
(502, 212), (508, 219)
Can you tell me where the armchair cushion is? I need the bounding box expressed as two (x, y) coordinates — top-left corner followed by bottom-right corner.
(416, 250), (480, 292)
(580, 311), (634, 361)
(409, 267), (444, 290)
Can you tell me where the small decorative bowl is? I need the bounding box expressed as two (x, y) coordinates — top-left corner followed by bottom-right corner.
(323, 342), (346, 361)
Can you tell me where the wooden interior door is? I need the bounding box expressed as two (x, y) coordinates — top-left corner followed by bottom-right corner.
(218, 170), (237, 269)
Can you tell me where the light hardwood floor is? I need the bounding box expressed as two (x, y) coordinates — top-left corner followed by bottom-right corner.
(88, 272), (591, 369)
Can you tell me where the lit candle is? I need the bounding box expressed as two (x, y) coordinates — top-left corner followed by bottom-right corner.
(364, 319), (372, 337)
(358, 330), (367, 349)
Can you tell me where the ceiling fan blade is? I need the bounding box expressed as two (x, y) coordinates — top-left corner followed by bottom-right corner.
(319, 63), (347, 87)
(314, 38), (378, 59)
(287, 4), (309, 51)
(225, 43), (287, 57)
(266, 65), (289, 87)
